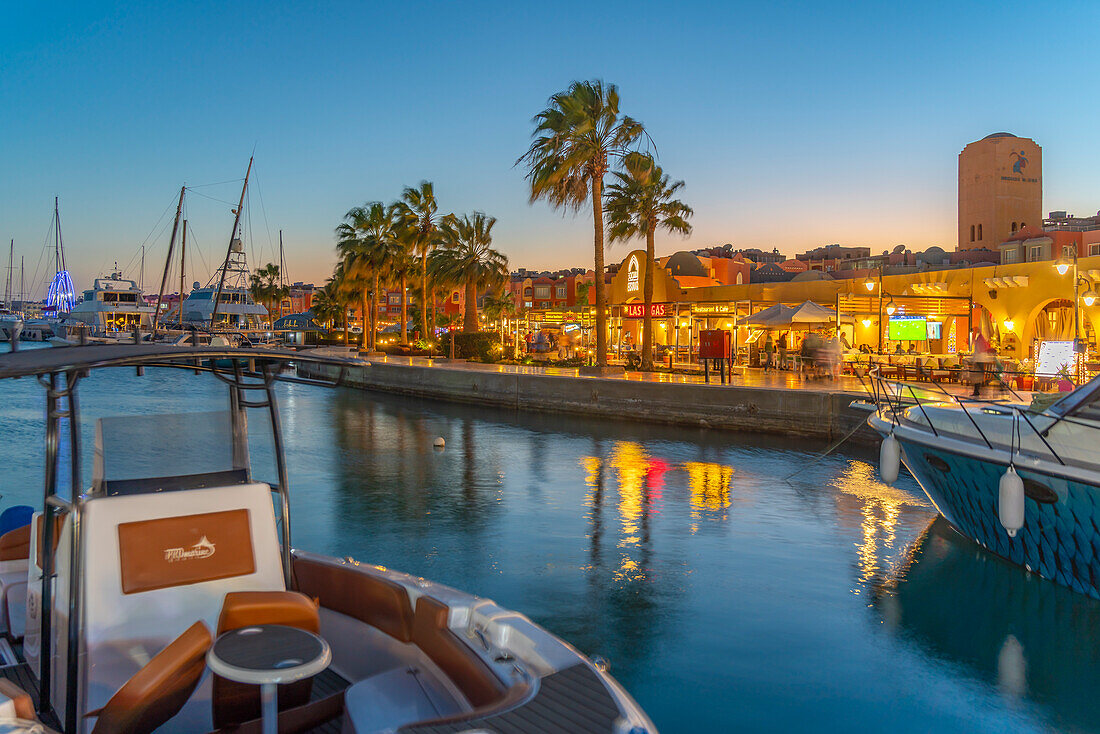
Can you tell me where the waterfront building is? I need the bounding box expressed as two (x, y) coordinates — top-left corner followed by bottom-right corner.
(605, 247), (1100, 364)
(958, 133), (1042, 251)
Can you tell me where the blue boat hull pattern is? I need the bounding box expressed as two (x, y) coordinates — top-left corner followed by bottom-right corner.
(898, 438), (1100, 600)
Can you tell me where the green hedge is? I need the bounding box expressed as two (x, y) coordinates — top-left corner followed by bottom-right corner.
(453, 332), (501, 362)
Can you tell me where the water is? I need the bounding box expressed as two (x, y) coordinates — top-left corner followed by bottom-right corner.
(2, 348), (1099, 733)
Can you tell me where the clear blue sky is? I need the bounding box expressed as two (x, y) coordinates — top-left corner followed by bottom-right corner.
(2, 0), (1098, 296)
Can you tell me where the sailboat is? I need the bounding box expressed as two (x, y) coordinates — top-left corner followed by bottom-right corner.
(0, 240), (23, 343)
(178, 158), (268, 333)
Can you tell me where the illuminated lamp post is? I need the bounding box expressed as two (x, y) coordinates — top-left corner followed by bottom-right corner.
(1054, 248), (1097, 382)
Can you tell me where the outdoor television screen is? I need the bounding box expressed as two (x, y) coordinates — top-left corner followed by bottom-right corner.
(888, 317), (927, 341)
(926, 321), (942, 340)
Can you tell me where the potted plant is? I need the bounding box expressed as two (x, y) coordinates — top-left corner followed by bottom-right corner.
(1015, 358), (1035, 391)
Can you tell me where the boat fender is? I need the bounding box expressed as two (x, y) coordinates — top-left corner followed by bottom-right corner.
(999, 466), (1024, 537)
(433, 437), (445, 448)
(879, 433), (900, 484)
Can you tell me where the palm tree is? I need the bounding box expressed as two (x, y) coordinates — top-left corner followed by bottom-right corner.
(605, 152), (693, 370)
(331, 261), (355, 344)
(249, 263), (289, 326)
(395, 182), (444, 343)
(310, 281), (342, 331)
(482, 288), (516, 347)
(336, 202), (398, 350)
(433, 213), (509, 333)
(519, 80), (645, 368)
(390, 223), (418, 346)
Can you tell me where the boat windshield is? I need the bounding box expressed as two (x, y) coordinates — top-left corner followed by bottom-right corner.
(93, 410), (249, 494)
(1044, 374), (1100, 421)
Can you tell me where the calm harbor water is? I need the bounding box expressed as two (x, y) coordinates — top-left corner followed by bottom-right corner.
(2, 347), (1099, 733)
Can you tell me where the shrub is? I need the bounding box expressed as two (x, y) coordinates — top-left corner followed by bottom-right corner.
(453, 332), (501, 362)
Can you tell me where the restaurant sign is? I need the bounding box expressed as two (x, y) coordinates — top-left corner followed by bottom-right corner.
(691, 304), (733, 314)
(623, 303), (668, 318)
(627, 255), (640, 293)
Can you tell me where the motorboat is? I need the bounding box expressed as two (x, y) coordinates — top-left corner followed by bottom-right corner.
(0, 344), (656, 733)
(63, 269), (155, 339)
(866, 369), (1100, 600)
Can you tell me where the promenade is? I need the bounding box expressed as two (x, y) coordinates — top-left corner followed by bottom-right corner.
(300, 349), (899, 443)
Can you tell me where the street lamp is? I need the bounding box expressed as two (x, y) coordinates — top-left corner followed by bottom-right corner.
(885, 297), (897, 316)
(863, 276), (876, 292)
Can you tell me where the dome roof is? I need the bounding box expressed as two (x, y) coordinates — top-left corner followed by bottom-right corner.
(666, 251), (707, 277)
(790, 270), (834, 282)
(983, 132), (1016, 139)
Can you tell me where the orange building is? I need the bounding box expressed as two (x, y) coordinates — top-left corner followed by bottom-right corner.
(958, 133), (1042, 251)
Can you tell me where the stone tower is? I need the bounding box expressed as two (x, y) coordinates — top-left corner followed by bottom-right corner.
(958, 133), (1042, 251)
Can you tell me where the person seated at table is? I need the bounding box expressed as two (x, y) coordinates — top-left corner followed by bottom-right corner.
(907, 343), (919, 355)
(858, 344), (871, 354)
(893, 343), (904, 355)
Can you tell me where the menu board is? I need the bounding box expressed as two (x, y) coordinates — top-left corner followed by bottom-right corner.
(1036, 340), (1075, 377)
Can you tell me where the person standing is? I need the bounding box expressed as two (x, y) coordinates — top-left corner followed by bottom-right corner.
(763, 333), (775, 372)
(778, 331), (788, 370)
(970, 330), (994, 397)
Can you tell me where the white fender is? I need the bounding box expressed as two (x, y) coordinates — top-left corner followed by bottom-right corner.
(879, 433), (900, 484)
(999, 466), (1025, 537)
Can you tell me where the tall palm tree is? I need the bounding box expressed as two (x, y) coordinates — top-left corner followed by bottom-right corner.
(605, 152), (693, 370)
(433, 212), (509, 333)
(519, 80), (645, 368)
(336, 202), (398, 350)
(395, 182), (444, 343)
(249, 263), (289, 326)
(390, 223), (418, 346)
(482, 288), (516, 346)
(331, 261), (355, 344)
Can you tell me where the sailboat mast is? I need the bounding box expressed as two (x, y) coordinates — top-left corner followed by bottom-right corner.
(19, 257), (23, 304)
(279, 229), (287, 318)
(53, 196), (65, 274)
(5, 240), (12, 307)
(179, 220), (187, 327)
(153, 186), (186, 332)
(140, 245), (145, 293)
(212, 155), (253, 327)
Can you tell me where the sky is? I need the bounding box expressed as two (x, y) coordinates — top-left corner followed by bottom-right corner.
(2, 0), (1099, 297)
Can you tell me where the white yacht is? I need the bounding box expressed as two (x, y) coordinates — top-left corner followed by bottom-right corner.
(181, 244), (268, 332)
(0, 309), (22, 343)
(64, 268), (155, 338)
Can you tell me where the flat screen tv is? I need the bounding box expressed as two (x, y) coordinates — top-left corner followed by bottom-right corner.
(888, 317), (927, 341)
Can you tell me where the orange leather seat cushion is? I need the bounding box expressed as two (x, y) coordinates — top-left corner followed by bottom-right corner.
(217, 591), (320, 634)
(92, 620), (212, 734)
(0, 525), (30, 562)
(411, 596), (505, 709)
(292, 557), (414, 643)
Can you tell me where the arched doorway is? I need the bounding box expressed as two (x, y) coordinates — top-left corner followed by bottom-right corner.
(1033, 299), (1074, 341)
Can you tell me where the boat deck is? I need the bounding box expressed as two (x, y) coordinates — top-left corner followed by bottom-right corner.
(401, 663), (620, 734)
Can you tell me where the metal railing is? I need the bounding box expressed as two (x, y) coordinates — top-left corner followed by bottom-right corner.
(863, 367), (1099, 470)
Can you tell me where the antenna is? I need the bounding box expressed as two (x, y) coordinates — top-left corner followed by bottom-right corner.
(5, 240), (12, 307)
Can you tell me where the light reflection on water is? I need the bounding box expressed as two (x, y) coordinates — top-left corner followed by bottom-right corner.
(1, 351), (1099, 732)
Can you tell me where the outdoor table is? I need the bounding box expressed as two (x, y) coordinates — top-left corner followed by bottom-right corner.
(206, 624), (331, 734)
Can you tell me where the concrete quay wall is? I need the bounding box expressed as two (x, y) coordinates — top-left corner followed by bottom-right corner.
(298, 360), (877, 443)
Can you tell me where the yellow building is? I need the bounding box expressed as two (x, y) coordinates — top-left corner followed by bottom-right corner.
(958, 133), (1042, 251)
(609, 249), (1100, 363)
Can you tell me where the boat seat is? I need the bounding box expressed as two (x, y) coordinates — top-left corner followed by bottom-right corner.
(410, 596), (505, 709)
(0, 523), (31, 637)
(0, 505), (35, 538)
(342, 666), (466, 734)
(212, 591), (320, 728)
(292, 556), (414, 643)
(72, 483), (287, 731)
(89, 621), (212, 734)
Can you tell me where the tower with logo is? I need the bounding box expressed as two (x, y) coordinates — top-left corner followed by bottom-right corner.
(958, 133), (1042, 251)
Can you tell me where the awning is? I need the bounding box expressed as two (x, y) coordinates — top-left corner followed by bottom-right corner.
(738, 301), (844, 327)
(272, 313), (324, 331)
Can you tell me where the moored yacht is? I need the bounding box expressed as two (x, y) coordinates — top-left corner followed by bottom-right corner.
(867, 368), (1100, 600)
(0, 344), (656, 734)
(0, 309), (22, 343)
(63, 268), (155, 338)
